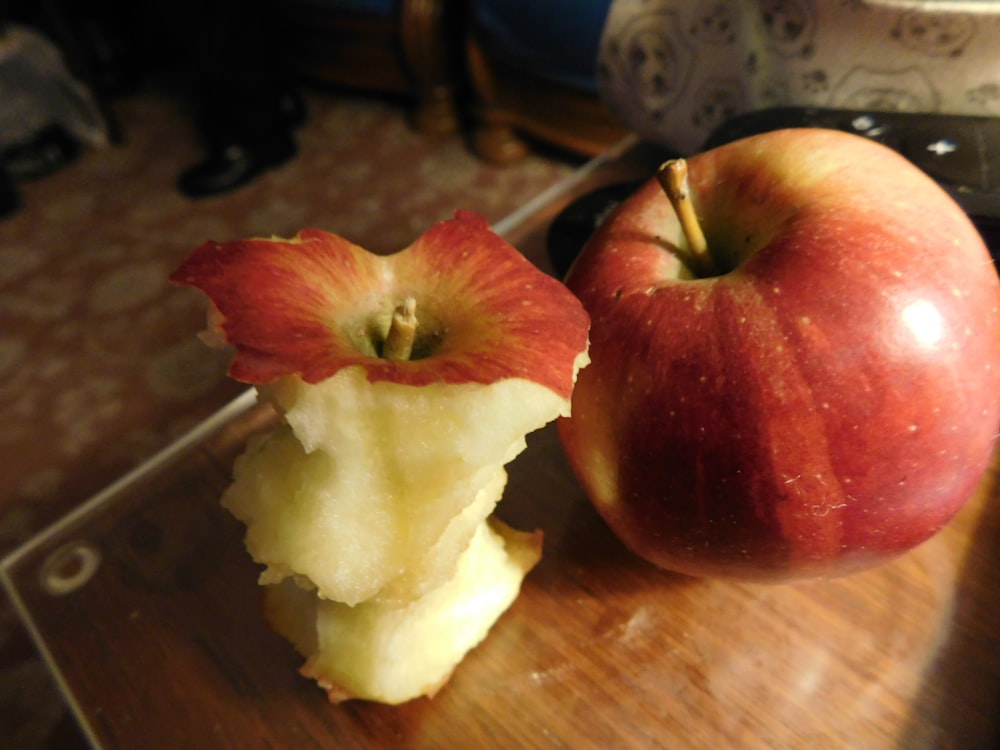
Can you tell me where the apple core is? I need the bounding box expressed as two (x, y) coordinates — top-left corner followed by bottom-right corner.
(171, 210), (591, 702)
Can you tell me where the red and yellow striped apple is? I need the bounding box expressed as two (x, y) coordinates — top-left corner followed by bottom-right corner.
(558, 128), (1000, 580)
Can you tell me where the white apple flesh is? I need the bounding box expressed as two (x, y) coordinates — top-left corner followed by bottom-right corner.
(558, 128), (1000, 580)
(225, 370), (568, 605)
(264, 519), (541, 705)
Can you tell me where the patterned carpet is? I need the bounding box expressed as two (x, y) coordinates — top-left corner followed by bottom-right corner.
(0, 84), (580, 748)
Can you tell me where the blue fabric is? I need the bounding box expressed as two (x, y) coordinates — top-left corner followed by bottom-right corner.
(289, 0), (396, 18)
(474, 0), (612, 93)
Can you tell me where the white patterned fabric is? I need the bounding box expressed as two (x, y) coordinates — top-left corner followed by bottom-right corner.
(598, 0), (1000, 154)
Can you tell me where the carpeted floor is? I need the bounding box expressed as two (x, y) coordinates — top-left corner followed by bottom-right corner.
(0, 82), (582, 749)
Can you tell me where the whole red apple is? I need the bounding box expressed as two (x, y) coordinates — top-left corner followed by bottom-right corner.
(558, 128), (1000, 580)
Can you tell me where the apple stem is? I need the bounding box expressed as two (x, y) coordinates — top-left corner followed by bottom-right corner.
(657, 159), (717, 277)
(383, 297), (417, 361)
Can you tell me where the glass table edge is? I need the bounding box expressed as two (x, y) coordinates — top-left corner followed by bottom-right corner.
(0, 387), (258, 747)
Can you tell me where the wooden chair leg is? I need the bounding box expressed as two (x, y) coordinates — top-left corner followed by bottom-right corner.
(461, 11), (630, 163)
(471, 121), (529, 164)
(412, 85), (459, 135)
(400, 0), (459, 134)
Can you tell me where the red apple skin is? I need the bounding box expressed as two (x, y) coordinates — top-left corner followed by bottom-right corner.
(558, 128), (1000, 580)
(170, 210), (590, 401)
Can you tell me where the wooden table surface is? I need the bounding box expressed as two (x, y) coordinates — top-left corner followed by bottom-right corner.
(3, 141), (999, 749)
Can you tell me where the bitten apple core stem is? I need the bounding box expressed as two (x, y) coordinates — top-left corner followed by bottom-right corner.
(657, 159), (716, 277)
(383, 297), (417, 360)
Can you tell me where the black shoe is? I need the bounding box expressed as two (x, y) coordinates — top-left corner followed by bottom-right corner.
(178, 133), (296, 199)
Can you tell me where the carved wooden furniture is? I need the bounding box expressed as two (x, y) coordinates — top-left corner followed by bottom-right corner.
(278, 0), (461, 134)
(463, 0), (628, 163)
